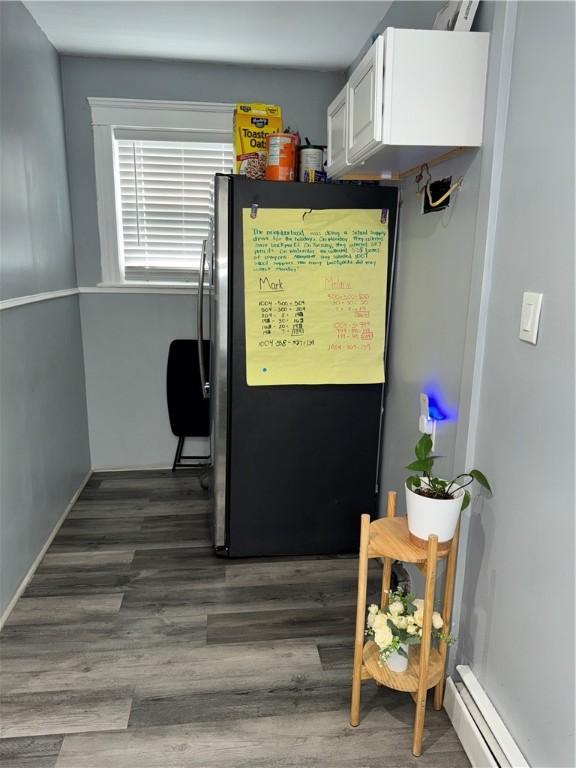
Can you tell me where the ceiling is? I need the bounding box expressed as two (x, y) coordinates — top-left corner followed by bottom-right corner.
(24, 1), (391, 70)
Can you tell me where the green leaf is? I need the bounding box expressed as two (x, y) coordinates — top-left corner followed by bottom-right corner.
(415, 434), (433, 460)
(469, 469), (492, 493)
(461, 490), (471, 511)
(406, 476), (421, 491)
(406, 458), (433, 473)
(397, 646), (409, 658)
(405, 635), (421, 645)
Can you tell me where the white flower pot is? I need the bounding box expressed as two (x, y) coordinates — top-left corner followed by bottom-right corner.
(405, 481), (465, 548)
(386, 643), (409, 673)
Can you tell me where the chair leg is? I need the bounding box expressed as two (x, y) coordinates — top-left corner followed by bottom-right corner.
(177, 436), (185, 466)
(350, 514), (370, 727)
(172, 436), (184, 472)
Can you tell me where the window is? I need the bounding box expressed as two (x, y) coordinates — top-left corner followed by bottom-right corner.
(89, 98), (234, 286)
(116, 138), (233, 282)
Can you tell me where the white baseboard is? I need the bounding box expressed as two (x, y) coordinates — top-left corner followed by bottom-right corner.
(457, 682), (510, 767)
(0, 470), (92, 630)
(445, 669), (530, 768)
(91, 461), (209, 472)
(91, 464), (173, 472)
(445, 676), (499, 767)
(456, 665), (529, 767)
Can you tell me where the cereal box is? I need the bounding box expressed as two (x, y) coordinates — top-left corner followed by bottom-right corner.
(233, 104), (282, 178)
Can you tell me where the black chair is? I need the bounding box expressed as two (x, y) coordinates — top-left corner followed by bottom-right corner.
(166, 340), (210, 472)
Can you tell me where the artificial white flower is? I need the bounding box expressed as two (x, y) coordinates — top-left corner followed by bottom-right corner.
(388, 601), (404, 618)
(395, 616), (408, 630)
(368, 604), (379, 615)
(432, 612), (444, 629)
(412, 598), (424, 610)
(407, 623), (418, 635)
(414, 608), (424, 627)
(367, 612), (377, 628)
(374, 624), (393, 650)
(372, 613), (389, 631)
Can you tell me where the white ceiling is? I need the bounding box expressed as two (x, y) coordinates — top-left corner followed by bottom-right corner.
(24, 1), (391, 70)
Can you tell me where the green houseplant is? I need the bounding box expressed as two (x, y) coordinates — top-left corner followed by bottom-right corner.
(405, 434), (492, 547)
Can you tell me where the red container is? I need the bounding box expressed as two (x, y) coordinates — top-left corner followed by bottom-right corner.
(265, 133), (297, 182)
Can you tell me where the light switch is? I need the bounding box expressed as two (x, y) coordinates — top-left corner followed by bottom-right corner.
(519, 292), (543, 344)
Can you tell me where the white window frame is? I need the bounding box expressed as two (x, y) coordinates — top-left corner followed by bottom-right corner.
(88, 97), (234, 287)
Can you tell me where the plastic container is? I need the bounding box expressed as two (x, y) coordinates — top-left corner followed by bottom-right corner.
(265, 133), (297, 182)
(405, 481), (465, 547)
(298, 145), (324, 182)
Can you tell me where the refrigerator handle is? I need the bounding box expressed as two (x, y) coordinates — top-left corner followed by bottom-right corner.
(197, 239), (210, 399)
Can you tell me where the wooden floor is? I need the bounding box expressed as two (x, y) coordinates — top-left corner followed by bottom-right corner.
(0, 470), (469, 767)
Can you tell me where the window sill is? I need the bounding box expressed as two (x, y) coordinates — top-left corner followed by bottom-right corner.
(79, 284), (205, 295)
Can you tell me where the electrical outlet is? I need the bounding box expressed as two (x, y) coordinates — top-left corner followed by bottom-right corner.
(423, 176), (452, 214)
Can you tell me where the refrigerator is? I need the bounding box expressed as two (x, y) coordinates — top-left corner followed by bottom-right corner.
(200, 175), (399, 557)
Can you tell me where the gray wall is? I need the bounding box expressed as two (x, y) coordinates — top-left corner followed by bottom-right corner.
(0, 299), (91, 614)
(0, 3), (90, 616)
(0, 1), (76, 300)
(80, 293), (206, 468)
(376, 1), (574, 763)
(60, 55), (344, 288)
(380, 147), (484, 505)
(379, 0), (499, 511)
(349, 0), (445, 72)
(376, 0), (503, 618)
(60, 54), (344, 467)
(457, 3), (575, 766)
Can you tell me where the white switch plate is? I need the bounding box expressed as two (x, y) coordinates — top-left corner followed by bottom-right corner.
(519, 291), (543, 344)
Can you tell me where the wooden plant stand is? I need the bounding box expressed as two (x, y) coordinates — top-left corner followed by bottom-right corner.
(350, 491), (459, 757)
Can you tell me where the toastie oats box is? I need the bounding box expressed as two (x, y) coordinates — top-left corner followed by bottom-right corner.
(233, 104), (282, 178)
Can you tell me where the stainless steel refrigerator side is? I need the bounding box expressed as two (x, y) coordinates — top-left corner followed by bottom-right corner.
(374, 193), (400, 495)
(212, 175), (230, 550)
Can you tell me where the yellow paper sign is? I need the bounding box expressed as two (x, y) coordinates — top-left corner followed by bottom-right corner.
(243, 208), (388, 385)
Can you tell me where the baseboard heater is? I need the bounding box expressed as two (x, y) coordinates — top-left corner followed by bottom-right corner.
(444, 665), (529, 768)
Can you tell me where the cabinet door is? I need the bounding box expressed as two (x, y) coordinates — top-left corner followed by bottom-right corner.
(347, 36), (384, 164)
(326, 85), (348, 176)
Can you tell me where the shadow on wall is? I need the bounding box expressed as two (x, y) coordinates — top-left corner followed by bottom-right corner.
(456, 497), (495, 669)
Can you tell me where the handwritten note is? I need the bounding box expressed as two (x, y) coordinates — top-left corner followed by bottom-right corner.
(243, 208), (388, 385)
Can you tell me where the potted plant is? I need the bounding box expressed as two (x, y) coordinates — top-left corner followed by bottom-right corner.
(405, 434), (492, 548)
(365, 589), (452, 673)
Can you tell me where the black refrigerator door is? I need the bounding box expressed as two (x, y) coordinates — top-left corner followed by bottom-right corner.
(226, 177), (399, 557)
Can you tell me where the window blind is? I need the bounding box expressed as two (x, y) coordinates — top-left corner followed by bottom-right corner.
(115, 139), (233, 282)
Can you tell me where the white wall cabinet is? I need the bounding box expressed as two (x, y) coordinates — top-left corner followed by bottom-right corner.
(347, 36), (384, 164)
(327, 28), (490, 179)
(326, 85), (348, 176)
